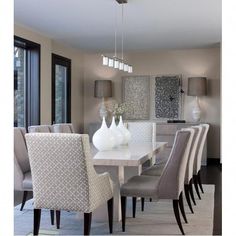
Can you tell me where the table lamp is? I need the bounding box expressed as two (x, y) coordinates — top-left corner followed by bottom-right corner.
(94, 80), (112, 119)
(187, 77), (207, 122)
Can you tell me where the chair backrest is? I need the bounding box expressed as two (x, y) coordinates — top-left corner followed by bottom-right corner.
(194, 123), (209, 174)
(25, 133), (103, 212)
(14, 127), (30, 174)
(183, 127), (200, 184)
(126, 122), (156, 143)
(52, 123), (75, 133)
(28, 125), (52, 133)
(157, 130), (191, 199)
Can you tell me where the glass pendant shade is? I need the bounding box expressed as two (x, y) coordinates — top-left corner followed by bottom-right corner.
(128, 65), (133, 73)
(114, 59), (119, 69)
(102, 56), (108, 66)
(119, 62), (124, 70)
(108, 58), (114, 67)
(124, 64), (128, 72)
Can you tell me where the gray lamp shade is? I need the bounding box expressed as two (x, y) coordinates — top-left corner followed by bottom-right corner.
(187, 77), (207, 96)
(94, 80), (112, 98)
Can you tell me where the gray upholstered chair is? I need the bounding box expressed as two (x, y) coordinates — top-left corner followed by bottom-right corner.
(14, 127), (32, 211)
(25, 133), (114, 236)
(192, 124), (210, 199)
(120, 130), (191, 235)
(52, 123), (75, 133)
(28, 125), (52, 133)
(14, 128), (55, 224)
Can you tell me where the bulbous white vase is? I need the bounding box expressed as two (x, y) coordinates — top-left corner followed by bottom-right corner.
(117, 116), (131, 145)
(92, 117), (115, 151)
(109, 116), (123, 147)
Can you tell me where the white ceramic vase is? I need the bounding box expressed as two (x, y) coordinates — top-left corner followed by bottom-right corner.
(92, 117), (115, 151)
(117, 116), (131, 145)
(109, 116), (124, 147)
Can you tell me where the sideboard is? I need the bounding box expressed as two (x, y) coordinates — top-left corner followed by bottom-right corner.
(88, 121), (207, 166)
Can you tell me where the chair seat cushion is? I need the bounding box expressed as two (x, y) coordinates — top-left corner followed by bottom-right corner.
(141, 163), (166, 176)
(22, 171), (32, 190)
(120, 175), (160, 197)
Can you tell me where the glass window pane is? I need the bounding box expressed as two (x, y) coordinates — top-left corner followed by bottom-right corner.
(55, 64), (67, 123)
(14, 46), (26, 127)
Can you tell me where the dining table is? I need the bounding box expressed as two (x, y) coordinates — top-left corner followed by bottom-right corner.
(89, 141), (167, 221)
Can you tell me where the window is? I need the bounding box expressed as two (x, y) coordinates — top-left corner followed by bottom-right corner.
(52, 54), (71, 124)
(14, 36), (40, 127)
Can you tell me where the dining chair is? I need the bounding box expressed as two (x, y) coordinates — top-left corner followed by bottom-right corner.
(25, 133), (114, 236)
(120, 130), (191, 235)
(52, 123), (75, 133)
(14, 128), (55, 224)
(28, 125), (52, 133)
(192, 124), (209, 199)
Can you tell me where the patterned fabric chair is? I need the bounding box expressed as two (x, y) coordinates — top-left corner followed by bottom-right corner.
(120, 130), (191, 235)
(192, 124), (210, 199)
(25, 133), (114, 236)
(14, 128), (55, 224)
(28, 125), (52, 133)
(52, 123), (75, 133)
(125, 122), (156, 143)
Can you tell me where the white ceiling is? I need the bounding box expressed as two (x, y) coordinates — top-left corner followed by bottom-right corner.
(14, 0), (222, 52)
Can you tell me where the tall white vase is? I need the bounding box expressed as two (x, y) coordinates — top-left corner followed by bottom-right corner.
(92, 117), (115, 151)
(117, 116), (131, 145)
(109, 116), (123, 147)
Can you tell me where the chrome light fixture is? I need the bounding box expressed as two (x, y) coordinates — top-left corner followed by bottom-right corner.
(102, 0), (133, 73)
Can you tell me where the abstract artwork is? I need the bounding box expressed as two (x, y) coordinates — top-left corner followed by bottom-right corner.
(155, 75), (182, 119)
(122, 76), (150, 120)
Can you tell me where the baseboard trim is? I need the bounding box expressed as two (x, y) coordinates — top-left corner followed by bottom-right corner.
(207, 158), (221, 166)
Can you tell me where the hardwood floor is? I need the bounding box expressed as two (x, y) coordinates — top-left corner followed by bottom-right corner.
(201, 163), (222, 235)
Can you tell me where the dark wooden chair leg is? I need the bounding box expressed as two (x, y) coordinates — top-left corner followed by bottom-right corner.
(141, 197), (145, 211)
(56, 210), (61, 229)
(84, 212), (92, 235)
(107, 198), (113, 234)
(197, 170), (204, 193)
(193, 175), (201, 199)
(121, 196), (127, 232)
(178, 192), (188, 223)
(173, 200), (185, 235)
(50, 210), (54, 225)
(189, 179), (196, 205)
(149, 198), (152, 202)
(33, 209), (41, 236)
(132, 197), (136, 218)
(184, 184), (194, 213)
(20, 191), (28, 211)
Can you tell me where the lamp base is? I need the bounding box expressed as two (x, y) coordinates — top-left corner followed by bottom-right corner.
(99, 98), (108, 119)
(192, 97), (201, 122)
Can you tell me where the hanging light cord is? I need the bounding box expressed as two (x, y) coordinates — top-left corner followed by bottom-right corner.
(121, 2), (124, 61)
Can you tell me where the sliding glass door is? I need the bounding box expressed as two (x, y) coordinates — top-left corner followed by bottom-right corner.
(52, 54), (71, 124)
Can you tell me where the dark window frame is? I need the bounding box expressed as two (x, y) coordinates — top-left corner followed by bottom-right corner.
(51, 53), (71, 124)
(14, 36), (41, 128)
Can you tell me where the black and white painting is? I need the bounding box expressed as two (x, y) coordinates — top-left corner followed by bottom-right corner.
(155, 76), (182, 119)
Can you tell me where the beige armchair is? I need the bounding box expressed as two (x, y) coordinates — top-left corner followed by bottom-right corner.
(120, 130), (191, 235)
(25, 133), (114, 235)
(52, 123), (75, 133)
(28, 125), (52, 133)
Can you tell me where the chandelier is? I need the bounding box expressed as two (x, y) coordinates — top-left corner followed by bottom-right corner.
(102, 0), (133, 73)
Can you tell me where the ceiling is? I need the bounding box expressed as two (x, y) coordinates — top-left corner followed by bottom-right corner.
(14, 0), (222, 52)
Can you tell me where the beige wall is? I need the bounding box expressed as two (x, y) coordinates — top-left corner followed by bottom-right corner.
(14, 24), (84, 132)
(83, 48), (221, 159)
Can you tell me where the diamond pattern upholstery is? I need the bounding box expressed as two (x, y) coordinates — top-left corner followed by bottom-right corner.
(25, 133), (113, 213)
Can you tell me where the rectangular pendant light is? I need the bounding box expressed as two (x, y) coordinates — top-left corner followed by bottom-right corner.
(119, 61), (124, 70)
(108, 58), (114, 67)
(102, 56), (109, 66)
(128, 65), (133, 73)
(114, 59), (119, 69)
(124, 64), (128, 72)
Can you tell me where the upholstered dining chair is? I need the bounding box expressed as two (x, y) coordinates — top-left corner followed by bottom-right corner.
(28, 125), (52, 133)
(52, 123), (75, 133)
(120, 130), (191, 235)
(25, 133), (114, 236)
(14, 128), (55, 224)
(192, 124), (210, 199)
